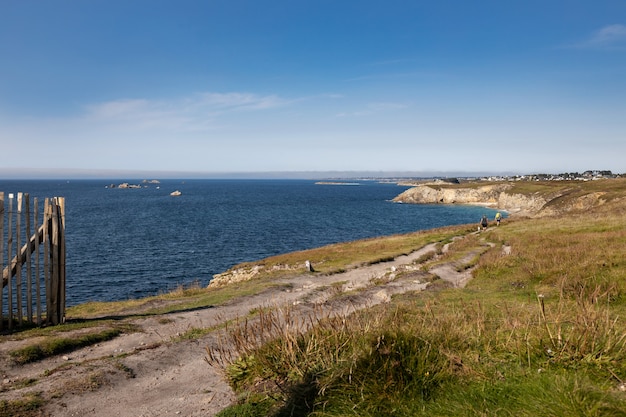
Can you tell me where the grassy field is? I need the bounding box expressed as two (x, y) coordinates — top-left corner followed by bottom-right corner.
(211, 180), (626, 417)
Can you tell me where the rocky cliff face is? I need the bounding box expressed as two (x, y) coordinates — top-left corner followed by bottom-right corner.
(392, 184), (547, 217)
(392, 183), (615, 217)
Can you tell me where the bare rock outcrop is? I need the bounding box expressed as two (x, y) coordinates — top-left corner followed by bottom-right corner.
(210, 263), (302, 287)
(392, 184), (546, 217)
(211, 265), (264, 287)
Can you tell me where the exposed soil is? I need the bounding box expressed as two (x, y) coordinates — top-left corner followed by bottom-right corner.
(0, 233), (497, 416)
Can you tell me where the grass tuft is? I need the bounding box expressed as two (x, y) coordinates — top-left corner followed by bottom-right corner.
(0, 393), (44, 417)
(9, 328), (121, 364)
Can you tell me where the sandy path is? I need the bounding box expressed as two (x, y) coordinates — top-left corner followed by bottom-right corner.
(1, 241), (479, 417)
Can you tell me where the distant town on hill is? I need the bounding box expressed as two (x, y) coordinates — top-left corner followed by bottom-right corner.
(478, 170), (621, 182)
(343, 170), (623, 184)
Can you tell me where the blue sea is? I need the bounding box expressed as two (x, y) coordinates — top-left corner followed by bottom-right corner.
(1, 179), (498, 307)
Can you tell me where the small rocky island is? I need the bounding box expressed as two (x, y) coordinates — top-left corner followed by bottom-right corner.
(106, 182), (142, 189)
(107, 179), (161, 189)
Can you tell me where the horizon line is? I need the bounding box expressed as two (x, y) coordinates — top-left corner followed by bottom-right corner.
(1, 168), (620, 181)
(0, 168), (529, 180)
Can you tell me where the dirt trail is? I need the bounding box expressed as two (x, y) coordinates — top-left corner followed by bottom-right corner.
(0, 236), (492, 417)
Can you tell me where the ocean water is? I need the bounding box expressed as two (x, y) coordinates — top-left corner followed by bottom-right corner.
(1, 179), (498, 306)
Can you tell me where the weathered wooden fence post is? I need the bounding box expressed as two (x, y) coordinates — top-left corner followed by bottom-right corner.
(7, 193), (14, 330)
(48, 197), (66, 325)
(25, 194), (33, 323)
(0, 192), (4, 331)
(35, 197), (42, 326)
(16, 193), (23, 326)
(58, 197), (66, 324)
(44, 198), (51, 326)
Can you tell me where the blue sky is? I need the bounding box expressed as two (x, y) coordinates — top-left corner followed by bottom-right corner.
(1, 1), (625, 178)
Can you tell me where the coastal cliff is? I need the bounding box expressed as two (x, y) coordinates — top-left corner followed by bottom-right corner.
(391, 182), (611, 217)
(392, 184), (545, 216)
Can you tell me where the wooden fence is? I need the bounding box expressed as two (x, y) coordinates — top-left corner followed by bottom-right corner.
(1, 192), (66, 331)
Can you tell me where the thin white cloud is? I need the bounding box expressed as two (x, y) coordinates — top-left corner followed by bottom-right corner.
(87, 99), (181, 128)
(85, 92), (291, 131)
(574, 24), (626, 49)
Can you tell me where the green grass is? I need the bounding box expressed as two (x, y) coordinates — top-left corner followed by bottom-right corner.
(0, 393), (44, 417)
(66, 279), (274, 318)
(211, 190), (626, 417)
(216, 289), (626, 416)
(417, 371), (625, 417)
(9, 328), (122, 364)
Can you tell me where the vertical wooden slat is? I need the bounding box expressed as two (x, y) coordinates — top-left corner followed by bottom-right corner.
(0, 192), (4, 331)
(16, 193), (23, 326)
(25, 194), (33, 323)
(44, 199), (51, 325)
(7, 193), (14, 330)
(34, 197), (42, 326)
(50, 200), (60, 325)
(57, 197), (66, 324)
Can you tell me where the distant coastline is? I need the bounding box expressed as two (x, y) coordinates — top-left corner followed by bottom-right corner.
(315, 181), (361, 186)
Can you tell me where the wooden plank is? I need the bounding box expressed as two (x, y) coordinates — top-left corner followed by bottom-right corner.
(7, 193), (14, 330)
(50, 200), (59, 325)
(44, 199), (51, 325)
(57, 197), (66, 323)
(25, 194), (33, 323)
(1, 224), (45, 287)
(0, 192), (4, 331)
(16, 193), (23, 325)
(34, 197), (42, 326)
